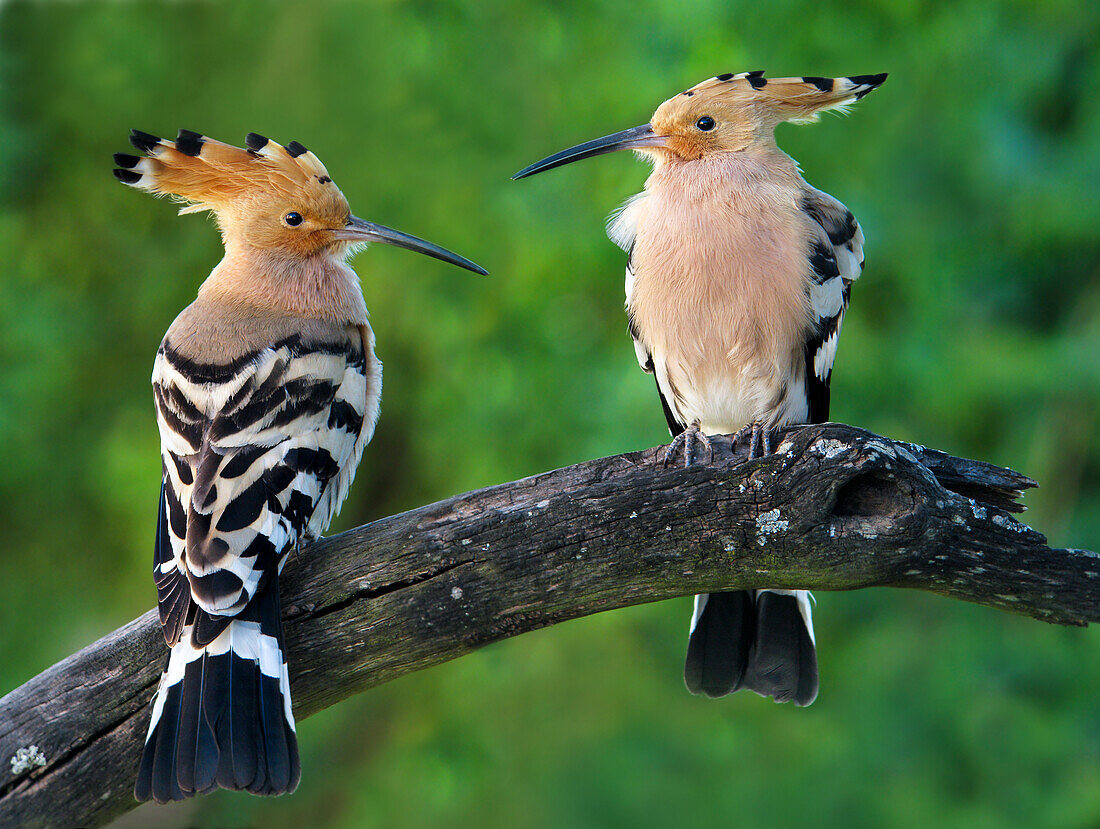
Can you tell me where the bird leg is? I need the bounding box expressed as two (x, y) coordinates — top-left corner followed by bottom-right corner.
(663, 420), (713, 468)
(730, 419), (775, 460)
(290, 528), (321, 565)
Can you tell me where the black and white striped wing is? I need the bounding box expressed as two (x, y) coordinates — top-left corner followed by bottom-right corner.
(801, 187), (865, 424)
(152, 337), (369, 646)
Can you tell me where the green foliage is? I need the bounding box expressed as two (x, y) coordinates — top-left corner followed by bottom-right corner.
(1, 0), (1099, 826)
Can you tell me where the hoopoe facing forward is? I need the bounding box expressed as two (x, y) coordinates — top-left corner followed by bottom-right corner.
(114, 130), (485, 802)
(515, 71), (887, 706)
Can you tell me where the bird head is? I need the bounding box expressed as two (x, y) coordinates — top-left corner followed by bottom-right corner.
(114, 130), (486, 274)
(512, 71), (887, 178)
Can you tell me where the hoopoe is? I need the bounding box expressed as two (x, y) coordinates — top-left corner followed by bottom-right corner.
(114, 129), (485, 802)
(514, 71), (887, 706)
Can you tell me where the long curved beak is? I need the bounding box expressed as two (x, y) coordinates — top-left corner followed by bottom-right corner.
(512, 124), (665, 180)
(332, 216), (488, 275)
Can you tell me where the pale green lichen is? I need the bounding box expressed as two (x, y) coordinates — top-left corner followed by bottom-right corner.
(755, 509), (789, 546)
(811, 438), (848, 459)
(10, 744), (46, 775)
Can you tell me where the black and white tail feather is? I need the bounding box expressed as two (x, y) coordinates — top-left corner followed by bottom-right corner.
(685, 590), (817, 704)
(135, 570), (299, 801)
(135, 330), (373, 802)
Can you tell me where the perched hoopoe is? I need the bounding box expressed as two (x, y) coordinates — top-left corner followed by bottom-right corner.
(515, 71), (887, 706)
(114, 129), (485, 802)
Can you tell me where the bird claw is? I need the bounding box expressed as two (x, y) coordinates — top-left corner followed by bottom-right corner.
(663, 421), (713, 468)
(731, 420), (774, 460)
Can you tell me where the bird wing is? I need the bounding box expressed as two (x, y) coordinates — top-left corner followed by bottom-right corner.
(800, 187), (865, 423)
(152, 335), (369, 647)
(608, 193), (653, 369)
(609, 192), (687, 436)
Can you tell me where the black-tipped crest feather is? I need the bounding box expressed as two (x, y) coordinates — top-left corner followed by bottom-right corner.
(848, 73), (889, 87)
(113, 168), (141, 184)
(175, 129), (204, 157)
(802, 76), (834, 92)
(130, 129), (161, 153)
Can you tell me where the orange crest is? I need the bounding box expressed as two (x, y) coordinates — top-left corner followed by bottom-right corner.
(114, 130), (354, 254)
(651, 71), (888, 157)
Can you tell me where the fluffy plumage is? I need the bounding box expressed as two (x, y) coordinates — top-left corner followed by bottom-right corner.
(115, 130), (359, 262)
(517, 71), (886, 706)
(136, 319), (376, 802)
(117, 129), (481, 802)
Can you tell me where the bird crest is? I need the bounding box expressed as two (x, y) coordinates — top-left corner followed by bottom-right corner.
(114, 128), (488, 272)
(643, 71), (888, 158)
(512, 71), (887, 177)
(672, 71), (887, 123)
(113, 129), (348, 221)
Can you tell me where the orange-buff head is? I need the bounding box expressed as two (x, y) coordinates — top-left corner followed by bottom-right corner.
(513, 71), (887, 177)
(115, 130), (486, 273)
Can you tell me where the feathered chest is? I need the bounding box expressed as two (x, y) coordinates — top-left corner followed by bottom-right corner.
(622, 167), (815, 370)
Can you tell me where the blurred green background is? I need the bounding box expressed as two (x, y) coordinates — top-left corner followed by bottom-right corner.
(2, 0), (1099, 826)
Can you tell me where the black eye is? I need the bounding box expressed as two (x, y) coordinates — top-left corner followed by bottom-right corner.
(284, 212), (303, 227)
(696, 116), (716, 132)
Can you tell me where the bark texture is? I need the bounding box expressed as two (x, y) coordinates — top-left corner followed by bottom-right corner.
(2, 424), (1097, 828)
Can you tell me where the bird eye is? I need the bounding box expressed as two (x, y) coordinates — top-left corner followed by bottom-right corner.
(696, 116), (716, 132)
(284, 212), (304, 227)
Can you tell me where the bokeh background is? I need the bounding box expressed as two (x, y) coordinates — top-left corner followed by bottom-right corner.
(2, 1), (1099, 826)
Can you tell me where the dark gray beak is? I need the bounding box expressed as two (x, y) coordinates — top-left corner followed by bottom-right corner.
(333, 216), (488, 275)
(512, 124), (665, 180)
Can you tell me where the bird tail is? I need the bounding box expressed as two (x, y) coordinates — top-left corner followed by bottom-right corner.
(134, 583), (300, 803)
(685, 589), (818, 706)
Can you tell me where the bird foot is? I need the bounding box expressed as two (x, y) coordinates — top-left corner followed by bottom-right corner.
(730, 420), (774, 460)
(663, 421), (713, 467)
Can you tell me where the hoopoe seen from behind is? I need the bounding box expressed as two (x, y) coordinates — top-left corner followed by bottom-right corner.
(515, 71), (887, 706)
(115, 129), (485, 802)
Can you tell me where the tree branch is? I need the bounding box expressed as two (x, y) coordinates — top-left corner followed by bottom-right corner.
(2, 423), (1097, 828)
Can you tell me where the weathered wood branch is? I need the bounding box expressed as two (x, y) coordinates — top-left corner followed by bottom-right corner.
(2, 423), (1097, 828)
